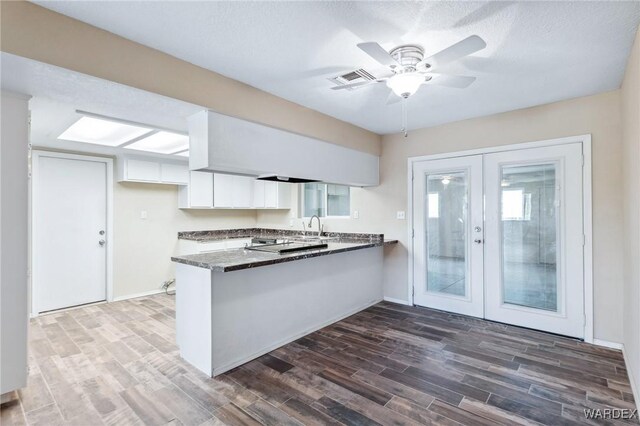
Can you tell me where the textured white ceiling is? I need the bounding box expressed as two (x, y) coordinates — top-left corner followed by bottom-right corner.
(27, 1), (640, 134)
(1, 52), (200, 158)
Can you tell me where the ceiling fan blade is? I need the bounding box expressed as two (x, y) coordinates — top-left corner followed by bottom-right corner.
(357, 42), (399, 67)
(386, 91), (402, 105)
(427, 74), (476, 89)
(423, 35), (486, 70)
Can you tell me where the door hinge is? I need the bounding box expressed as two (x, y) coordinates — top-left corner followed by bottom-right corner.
(582, 234), (586, 246)
(581, 154), (585, 166)
(583, 314), (587, 326)
(411, 170), (414, 181)
(412, 229), (415, 238)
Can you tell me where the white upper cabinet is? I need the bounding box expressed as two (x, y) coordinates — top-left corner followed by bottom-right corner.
(188, 110), (379, 187)
(180, 172), (291, 209)
(118, 156), (188, 185)
(178, 171), (213, 208)
(213, 173), (234, 208)
(160, 163), (189, 184)
(232, 176), (254, 208)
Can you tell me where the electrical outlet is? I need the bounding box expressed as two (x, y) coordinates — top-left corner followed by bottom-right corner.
(353, 210), (359, 219)
(140, 210), (148, 220)
(396, 211), (406, 220)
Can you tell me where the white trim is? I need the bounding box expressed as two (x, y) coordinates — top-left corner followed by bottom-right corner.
(383, 296), (412, 306)
(593, 339), (623, 350)
(407, 134), (593, 341)
(112, 289), (165, 302)
(30, 151), (114, 315)
(622, 344), (640, 409)
(582, 135), (594, 343)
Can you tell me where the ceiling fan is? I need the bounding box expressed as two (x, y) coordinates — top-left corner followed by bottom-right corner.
(332, 35), (486, 104)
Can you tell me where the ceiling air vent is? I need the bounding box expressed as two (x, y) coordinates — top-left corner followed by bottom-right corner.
(329, 69), (376, 89)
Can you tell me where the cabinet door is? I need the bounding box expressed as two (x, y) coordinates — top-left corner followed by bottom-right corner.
(277, 183), (291, 208)
(161, 163), (189, 184)
(190, 171), (213, 207)
(213, 173), (234, 208)
(127, 159), (160, 182)
(264, 182), (278, 208)
(232, 176), (254, 208)
(253, 181), (266, 208)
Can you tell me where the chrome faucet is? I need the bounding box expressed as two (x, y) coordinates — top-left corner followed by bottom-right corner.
(308, 215), (324, 237)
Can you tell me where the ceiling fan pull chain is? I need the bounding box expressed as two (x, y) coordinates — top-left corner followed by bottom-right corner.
(401, 98), (408, 137)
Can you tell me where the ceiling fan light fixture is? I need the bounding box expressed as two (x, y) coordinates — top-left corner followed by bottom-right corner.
(386, 73), (424, 98)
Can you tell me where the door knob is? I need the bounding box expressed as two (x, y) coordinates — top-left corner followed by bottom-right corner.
(99, 239), (106, 246)
(99, 230), (105, 235)
(474, 226), (482, 232)
(474, 239), (483, 244)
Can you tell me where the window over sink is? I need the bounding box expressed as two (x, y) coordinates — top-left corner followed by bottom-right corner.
(301, 183), (350, 218)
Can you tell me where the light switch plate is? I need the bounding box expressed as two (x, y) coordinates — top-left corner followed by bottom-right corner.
(353, 210), (359, 219)
(140, 210), (148, 220)
(396, 211), (406, 220)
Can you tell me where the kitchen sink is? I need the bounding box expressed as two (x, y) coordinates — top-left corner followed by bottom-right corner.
(245, 241), (328, 254)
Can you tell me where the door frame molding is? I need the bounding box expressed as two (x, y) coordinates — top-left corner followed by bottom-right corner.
(30, 150), (114, 316)
(407, 134), (593, 343)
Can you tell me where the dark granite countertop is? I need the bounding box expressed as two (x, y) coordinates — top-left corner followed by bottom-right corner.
(173, 228), (389, 272)
(178, 228), (384, 243)
(171, 240), (384, 272)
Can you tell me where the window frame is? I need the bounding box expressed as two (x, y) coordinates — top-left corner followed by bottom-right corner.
(299, 183), (351, 219)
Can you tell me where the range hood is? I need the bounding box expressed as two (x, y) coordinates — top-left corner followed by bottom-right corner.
(188, 111), (379, 187)
(256, 175), (319, 184)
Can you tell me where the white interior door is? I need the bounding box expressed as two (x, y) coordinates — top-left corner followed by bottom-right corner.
(484, 144), (584, 338)
(412, 155), (484, 318)
(33, 152), (109, 313)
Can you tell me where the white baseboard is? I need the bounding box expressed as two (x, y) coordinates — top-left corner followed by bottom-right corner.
(383, 296), (412, 306)
(592, 339), (624, 350)
(112, 289), (165, 302)
(211, 298), (383, 376)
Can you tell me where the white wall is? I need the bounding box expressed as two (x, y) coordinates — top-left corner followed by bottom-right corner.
(113, 182), (257, 299)
(258, 90), (625, 344)
(1, 92), (29, 394)
(622, 26), (640, 400)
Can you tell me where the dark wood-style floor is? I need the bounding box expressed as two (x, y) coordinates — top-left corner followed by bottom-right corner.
(1, 294), (637, 425)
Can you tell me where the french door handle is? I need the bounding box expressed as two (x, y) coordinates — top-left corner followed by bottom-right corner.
(474, 239), (483, 244)
(99, 239), (106, 246)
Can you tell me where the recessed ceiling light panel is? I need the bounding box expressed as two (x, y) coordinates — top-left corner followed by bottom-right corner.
(124, 131), (189, 154)
(58, 116), (153, 146)
(175, 150), (189, 157)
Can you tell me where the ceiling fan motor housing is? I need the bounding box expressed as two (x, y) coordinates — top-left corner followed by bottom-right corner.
(389, 45), (425, 70)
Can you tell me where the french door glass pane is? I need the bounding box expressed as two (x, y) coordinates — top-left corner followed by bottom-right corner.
(501, 164), (558, 311)
(426, 171), (467, 297)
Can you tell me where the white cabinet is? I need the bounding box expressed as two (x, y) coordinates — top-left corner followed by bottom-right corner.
(253, 181), (291, 209)
(178, 171), (213, 208)
(179, 172), (291, 209)
(161, 163), (189, 184)
(213, 173), (234, 208)
(124, 159), (160, 182)
(232, 176), (254, 208)
(214, 175), (254, 208)
(118, 157), (188, 185)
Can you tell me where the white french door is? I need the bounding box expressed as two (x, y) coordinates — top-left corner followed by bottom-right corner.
(412, 155), (484, 318)
(412, 143), (585, 338)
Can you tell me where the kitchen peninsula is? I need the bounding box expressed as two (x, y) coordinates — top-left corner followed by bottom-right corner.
(171, 229), (396, 376)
